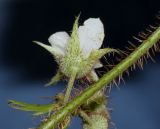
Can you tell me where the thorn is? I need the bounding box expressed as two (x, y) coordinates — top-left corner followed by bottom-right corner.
(128, 41), (137, 48)
(118, 75), (121, 85)
(150, 47), (156, 55)
(137, 58), (143, 70)
(108, 84), (112, 93)
(149, 25), (157, 29)
(126, 46), (135, 51)
(146, 28), (152, 33)
(154, 44), (158, 51)
(121, 76), (125, 84)
(119, 50), (128, 56)
(133, 36), (143, 42)
(139, 32), (148, 38)
(133, 63), (136, 70)
(125, 70), (130, 76)
(130, 65), (133, 71)
(146, 51), (156, 63)
(112, 79), (120, 90)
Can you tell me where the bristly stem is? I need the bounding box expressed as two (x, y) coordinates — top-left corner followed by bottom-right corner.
(64, 71), (77, 103)
(38, 27), (160, 129)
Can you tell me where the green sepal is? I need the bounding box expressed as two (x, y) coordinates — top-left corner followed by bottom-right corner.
(8, 100), (57, 116)
(45, 71), (63, 86)
(73, 48), (118, 78)
(66, 16), (81, 56)
(33, 41), (63, 59)
(87, 48), (119, 63)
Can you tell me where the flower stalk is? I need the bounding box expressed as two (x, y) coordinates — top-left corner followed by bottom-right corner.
(64, 70), (77, 103)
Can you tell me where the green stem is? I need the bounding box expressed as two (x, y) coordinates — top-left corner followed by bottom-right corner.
(64, 71), (77, 103)
(38, 27), (160, 129)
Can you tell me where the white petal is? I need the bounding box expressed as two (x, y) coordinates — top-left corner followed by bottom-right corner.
(78, 18), (105, 57)
(48, 32), (70, 56)
(90, 70), (99, 81)
(94, 61), (103, 68)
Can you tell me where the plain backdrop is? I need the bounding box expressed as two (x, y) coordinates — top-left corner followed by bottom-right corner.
(0, 0), (160, 129)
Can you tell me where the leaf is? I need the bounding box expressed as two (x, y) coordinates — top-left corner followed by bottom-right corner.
(8, 100), (57, 116)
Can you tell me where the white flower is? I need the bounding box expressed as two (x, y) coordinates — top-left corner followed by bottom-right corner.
(34, 17), (117, 79)
(48, 18), (104, 58)
(35, 17), (117, 82)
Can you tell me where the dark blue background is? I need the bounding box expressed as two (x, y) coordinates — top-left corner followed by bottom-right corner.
(0, 0), (160, 129)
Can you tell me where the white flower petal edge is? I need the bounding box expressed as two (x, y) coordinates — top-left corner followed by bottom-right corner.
(48, 32), (70, 56)
(94, 61), (103, 68)
(78, 18), (105, 57)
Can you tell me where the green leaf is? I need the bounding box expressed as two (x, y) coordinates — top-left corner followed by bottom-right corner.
(8, 100), (57, 116)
